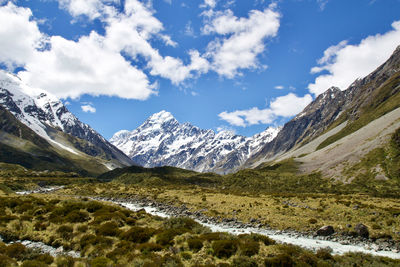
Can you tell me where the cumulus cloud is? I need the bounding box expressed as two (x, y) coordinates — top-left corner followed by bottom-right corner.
(81, 104), (96, 113)
(18, 32), (157, 100)
(0, 1), (210, 99)
(274, 85), (284, 90)
(0, 0), (282, 99)
(308, 20), (400, 96)
(57, 0), (118, 20)
(219, 93), (312, 127)
(203, 5), (280, 78)
(200, 0), (217, 9)
(0, 3), (44, 69)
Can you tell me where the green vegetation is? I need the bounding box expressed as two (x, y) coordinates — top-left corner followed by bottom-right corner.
(99, 165), (219, 186)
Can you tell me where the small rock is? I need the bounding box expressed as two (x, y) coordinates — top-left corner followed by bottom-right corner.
(316, 225), (335, 236)
(355, 223), (369, 238)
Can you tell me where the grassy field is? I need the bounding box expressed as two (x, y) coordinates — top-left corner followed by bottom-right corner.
(62, 182), (400, 242)
(1, 190), (400, 266)
(0, 126), (399, 266)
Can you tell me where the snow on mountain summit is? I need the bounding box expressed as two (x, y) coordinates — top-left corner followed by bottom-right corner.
(0, 70), (133, 167)
(110, 111), (280, 174)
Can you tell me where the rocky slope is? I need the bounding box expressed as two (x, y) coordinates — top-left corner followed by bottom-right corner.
(110, 111), (280, 174)
(245, 45), (400, 170)
(0, 70), (134, 172)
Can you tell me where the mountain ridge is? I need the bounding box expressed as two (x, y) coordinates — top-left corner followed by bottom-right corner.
(0, 70), (135, 173)
(245, 44), (400, 174)
(110, 110), (280, 174)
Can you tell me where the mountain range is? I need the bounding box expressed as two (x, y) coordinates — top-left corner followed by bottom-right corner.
(0, 71), (133, 175)
(0, 45), (399, 178)
(111, 45), (400, 177)
(110, 111), (280, 174)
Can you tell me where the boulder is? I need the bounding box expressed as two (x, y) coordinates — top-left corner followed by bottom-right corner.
(316, 225), (335, 236)
(355, 223), (369, 238)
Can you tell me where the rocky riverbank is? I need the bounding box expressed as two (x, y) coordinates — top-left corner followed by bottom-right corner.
(91, 195), (400, 258)
(0, 236), (80, 258)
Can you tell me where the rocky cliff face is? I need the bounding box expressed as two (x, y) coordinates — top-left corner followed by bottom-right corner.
(0, 70), (134, 168)
(246, 45), (400, 166)
(110, 111), (280, 174)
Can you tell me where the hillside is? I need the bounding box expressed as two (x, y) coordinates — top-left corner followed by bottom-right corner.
(245, 45), (400, 181)
(0, 71), (135, 174)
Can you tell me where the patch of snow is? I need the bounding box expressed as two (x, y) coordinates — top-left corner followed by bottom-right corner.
(49, 139), (79, 155)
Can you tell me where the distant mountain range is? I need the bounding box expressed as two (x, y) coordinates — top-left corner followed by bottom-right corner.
(1, 44), (399, 178)
(111, 45), (400, 178)
(110, 111), (280, 174)
(0, 71), (134, 175)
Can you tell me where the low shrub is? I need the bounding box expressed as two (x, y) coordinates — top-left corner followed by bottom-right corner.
(201, 232), (231, 242)
(35, 253), (54, 264)
(21, 260), (47, 267)
(120, 226), (155, 243)
(86, 201), (104, 213)
(137, 243), (163, 254)
(0, 215), (18, 223)
(238, 233), (276, 246)
(265, 254), (294, 267)
(316, 248), (333, 260)
(34, 222), (47, 231)
(65, 210), (90, 223)
(298, 252), (319, 266)
(90, 256), (111, 267)
(232, 256), (258, 267)
(180, 251), (192, 260)
(55, 256), (75, 267)
(188, 238), (204, 252)
(80, 234), (97, 250)
(308, 218), (318, 224)
(156, 229), (185, 246)
(164, 217), (200, 231)
(0, 254), (16, 267)
(56, 225), (74, 240)
(239, 240), (260, 257)
(212, 240), (238, 259)
(5, 243), (26, 260)
(77, 225), (88, 233)
(96, 222), (120, 236)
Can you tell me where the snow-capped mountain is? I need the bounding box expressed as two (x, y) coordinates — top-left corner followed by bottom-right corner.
(0, 70), (133, 169)
(110, 111), (280, 174)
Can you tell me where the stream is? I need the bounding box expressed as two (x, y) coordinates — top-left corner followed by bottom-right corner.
(14, 187), (400, 259)
(114, 200), (400, 259)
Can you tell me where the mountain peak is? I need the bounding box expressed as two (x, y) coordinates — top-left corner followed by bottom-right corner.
(147, 110), (175, 123)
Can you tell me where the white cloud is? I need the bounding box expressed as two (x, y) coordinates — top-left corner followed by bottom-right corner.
(81, 104), (96, 113)
(219, 93), (312, 127)
(201, 0), (217, 9)
(0, 1), (210, 99)
(269, 93), (313, 117)
(184, 21), (196, 37)
(317, 0), (329, 10)
(0, 2), (157, 101)
(308, 20), (400, 96)
(18, 32), (157, 100)
(203, 5), (280, 78)
(0, 2), (44, 69)
(102, 0), (209, 84)
(274, 85), (284, 90)
(57, 0), (118, 20)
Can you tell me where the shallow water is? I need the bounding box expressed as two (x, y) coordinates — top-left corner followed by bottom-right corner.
(117, 201), (400, 259)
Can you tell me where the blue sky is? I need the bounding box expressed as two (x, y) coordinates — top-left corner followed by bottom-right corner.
(1, 0), (400, 139)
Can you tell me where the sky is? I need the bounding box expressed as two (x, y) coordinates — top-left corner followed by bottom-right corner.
(0, 0), (400, 139)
